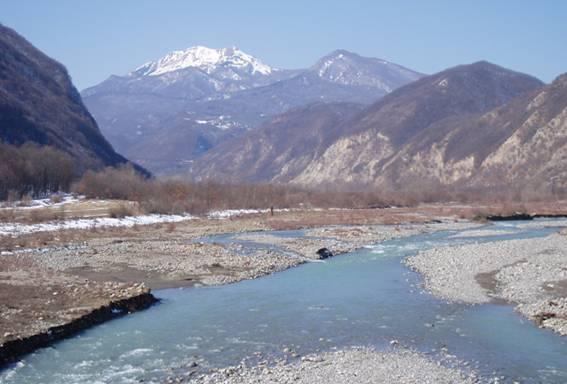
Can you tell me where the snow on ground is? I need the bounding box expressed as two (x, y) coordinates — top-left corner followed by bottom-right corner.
(0, 194), (83, 210)
(0, 214), (193, 236)
(207, 208), (291, 219)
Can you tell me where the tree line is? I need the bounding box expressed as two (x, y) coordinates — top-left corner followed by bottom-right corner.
(0, 142), (74, 200)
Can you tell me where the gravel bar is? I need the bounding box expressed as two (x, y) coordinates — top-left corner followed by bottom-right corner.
(181, 347), (478, 384)
(405, 232), (567, 335)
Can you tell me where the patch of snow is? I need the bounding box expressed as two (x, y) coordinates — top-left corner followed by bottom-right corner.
(134, 46), (274, 77)
(437, 78), (449, 88)
(0, 194), (83, 210)
(207, 208), (290, 219)
(190, 116), (242, 130)
(0, 214), (193, 237)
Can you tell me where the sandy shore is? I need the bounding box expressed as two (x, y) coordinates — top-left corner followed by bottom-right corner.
(181, 347), (478, 384)
(406, 231), (567, 335)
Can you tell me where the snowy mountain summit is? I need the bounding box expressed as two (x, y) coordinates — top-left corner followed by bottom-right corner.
(312, 49), (422, 91)
(133, 46), (275, 77)
(83, 47), (423, 174)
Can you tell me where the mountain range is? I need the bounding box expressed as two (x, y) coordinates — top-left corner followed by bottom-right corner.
(190, 61), (567, 195)
(0, 23), (135, 173)
(191, 62), (543, 185)
(2, 21), (565, 197)
(82, 47), (423, 173)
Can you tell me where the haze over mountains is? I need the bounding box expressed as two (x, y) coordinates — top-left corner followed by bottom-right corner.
(82, 47), (423, 172)
(0, 23), (134, 173)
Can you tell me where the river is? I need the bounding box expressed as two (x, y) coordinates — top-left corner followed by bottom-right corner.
(1, 221), (566, 383)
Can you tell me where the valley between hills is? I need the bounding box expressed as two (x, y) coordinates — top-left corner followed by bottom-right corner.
(1, 15), (567, 384)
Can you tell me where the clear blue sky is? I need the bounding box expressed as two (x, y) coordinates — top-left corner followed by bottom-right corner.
(2, 0), (566, 90)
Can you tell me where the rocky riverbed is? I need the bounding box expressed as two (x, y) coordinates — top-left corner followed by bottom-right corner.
(406, 231), (567, 335)
(236, 222), (479, 260)
(180, 347), (478, 384)
(0, 211), (478, 366)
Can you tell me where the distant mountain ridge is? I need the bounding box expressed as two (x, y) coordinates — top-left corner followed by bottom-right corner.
(190, 61), (560, 193)
(292, 61), (547, 187)
(0, 23), (137, 173)
(313, 49), (422, 91)
(387, 72), (567, 191)
(189, 102), (365, 182)
(82, 47), (423, 173)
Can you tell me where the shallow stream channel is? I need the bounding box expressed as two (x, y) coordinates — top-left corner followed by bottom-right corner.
(1, 221), (567, 383)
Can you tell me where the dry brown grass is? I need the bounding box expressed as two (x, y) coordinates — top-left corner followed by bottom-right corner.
(166, 222), (176, 233)
(108, 203), (138, 218)
(0, 209), (16, 222)
(28, 208), (65, 223)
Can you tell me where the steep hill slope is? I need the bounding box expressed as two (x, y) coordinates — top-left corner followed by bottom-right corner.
(292, 62), (544, 187)
(0, 23), (134, 172)
(374, 73), (567, 192)
(189, 102), (364, 182)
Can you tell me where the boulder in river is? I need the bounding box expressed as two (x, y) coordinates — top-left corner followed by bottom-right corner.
(316, 248), (333, 259)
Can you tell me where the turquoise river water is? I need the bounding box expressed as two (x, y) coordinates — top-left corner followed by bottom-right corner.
(1, 221), (566, 383)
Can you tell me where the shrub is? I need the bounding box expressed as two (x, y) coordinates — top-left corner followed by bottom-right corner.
(108, 203), (137, 218)
(50, 194), (64, 204)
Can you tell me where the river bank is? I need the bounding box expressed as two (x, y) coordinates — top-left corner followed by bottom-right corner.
(0, 206), (479, 366)
(406, 227), (567, 335)
(2, 211), (567, 383)
(2, 203), (566, 373)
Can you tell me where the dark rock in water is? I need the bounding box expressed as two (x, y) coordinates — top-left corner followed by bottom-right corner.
(486, 213), (534, 221)
(316, 248), (333, 259)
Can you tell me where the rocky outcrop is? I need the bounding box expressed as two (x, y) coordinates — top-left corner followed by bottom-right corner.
(188, 61), (561, 192)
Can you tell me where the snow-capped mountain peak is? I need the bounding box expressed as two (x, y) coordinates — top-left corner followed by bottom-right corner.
(311, 49), (422, 90)
(133, 46), (274, 77)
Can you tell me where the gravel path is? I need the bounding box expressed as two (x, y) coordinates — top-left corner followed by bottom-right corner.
(182, 347), (478, 384)
(406, 232), (567, 335)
